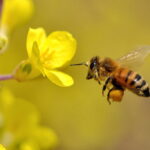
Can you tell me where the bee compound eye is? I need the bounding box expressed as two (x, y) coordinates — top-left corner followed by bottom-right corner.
(90, 63), (94, 69)
(90, 62), (95, 69)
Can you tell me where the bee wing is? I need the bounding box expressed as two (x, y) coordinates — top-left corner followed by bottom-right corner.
(117, 46), (150, 70)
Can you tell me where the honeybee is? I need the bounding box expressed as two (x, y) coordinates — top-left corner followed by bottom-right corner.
(71, 46), (150, 104)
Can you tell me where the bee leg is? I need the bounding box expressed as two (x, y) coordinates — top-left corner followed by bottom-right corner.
(102, 77), (112, 96)
(94, 72), (101, 85)
(98, 80), (101, 85)
(107, 96), (111, 105)
(107, 88), (114, 104)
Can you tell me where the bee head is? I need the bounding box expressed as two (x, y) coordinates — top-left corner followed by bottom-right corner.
(70, 56), (101, 80)
(86, 56), (100, 80)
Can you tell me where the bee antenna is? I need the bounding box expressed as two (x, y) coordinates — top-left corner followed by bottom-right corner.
(70, 62), (88, 67)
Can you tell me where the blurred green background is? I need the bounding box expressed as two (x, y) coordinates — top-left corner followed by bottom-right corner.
(1, 0), (150, 149)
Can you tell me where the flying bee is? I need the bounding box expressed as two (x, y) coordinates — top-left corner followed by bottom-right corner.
(71, 46), (150, 104)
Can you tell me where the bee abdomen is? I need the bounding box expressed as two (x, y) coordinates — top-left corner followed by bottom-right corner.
(127, 74), (150, 97)
(129, 74), (150, 97)
(142, 87), (150, 97)
(114, 68), (150, 97)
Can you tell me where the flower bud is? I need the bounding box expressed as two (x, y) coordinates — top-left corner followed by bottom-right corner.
(13, 60), (40, 82)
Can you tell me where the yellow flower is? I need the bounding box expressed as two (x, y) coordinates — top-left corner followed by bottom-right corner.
(25, 28), (76, 87)
(0, 145), (6, 150)
(1, 0), (34, 34)
(0, 88), (58, 150)
(0, 0), (34, 53)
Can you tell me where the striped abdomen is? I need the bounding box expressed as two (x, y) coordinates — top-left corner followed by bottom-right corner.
(113, 68), (150, 97)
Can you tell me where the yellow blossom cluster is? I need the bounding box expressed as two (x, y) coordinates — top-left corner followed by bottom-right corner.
(0, 0), (77, 149)
(0, 88), (58, 150)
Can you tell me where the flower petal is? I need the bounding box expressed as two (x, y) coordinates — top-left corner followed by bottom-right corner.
(31, 42), (46, 75)
(42, 31), (76, 69)
(1, 0), (34, 33)
(27, 28), (46, 58)
(44, 69), (74, 87)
